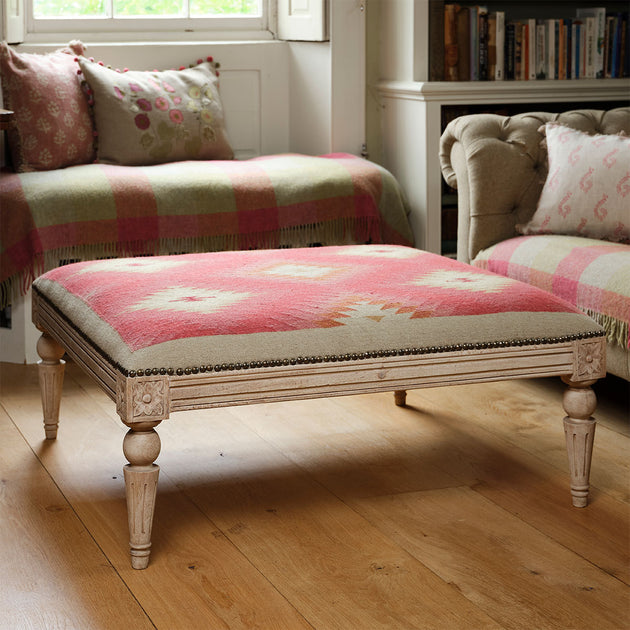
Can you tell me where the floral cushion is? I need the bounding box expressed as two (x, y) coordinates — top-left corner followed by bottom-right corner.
(518, 123), (630, 243)
(0, 42), (95, 172)
(78, 57), (234, 166)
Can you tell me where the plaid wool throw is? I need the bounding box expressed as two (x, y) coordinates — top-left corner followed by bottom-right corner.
(1, 153), (413, 308)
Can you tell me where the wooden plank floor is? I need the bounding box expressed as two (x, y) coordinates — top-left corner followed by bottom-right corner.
(1, 361), (628, 630)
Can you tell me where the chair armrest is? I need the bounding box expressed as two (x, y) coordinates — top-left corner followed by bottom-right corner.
(439, 111), (552, 263)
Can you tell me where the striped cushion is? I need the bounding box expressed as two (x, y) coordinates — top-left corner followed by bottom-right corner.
(472, 235), (630, 350)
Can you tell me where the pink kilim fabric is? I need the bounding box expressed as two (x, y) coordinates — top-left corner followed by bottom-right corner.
(33, 245), (603, 376)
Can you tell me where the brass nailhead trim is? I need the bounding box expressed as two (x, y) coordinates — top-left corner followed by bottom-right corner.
(124, 331), (603, 378)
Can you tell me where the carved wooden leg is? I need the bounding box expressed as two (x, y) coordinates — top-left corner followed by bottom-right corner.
(394, 390), (407, 407)
(123, 422), (161, 569)
(562, 377), (597, 508)
(36, 332), (66, 440)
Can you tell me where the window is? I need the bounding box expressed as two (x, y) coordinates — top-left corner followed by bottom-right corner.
(25, 0), (268, 40)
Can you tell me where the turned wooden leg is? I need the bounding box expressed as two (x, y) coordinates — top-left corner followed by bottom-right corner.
(562, 377), (597, 508)
(394, 390), (407, 407)
(36, 332), (66, 440)
(123, 422), (161, 569)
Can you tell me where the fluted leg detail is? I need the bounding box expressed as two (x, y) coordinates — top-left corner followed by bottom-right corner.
(562, 377), (597, 508)
(123, 424), (161, 569)
(36, 332), (66, 440)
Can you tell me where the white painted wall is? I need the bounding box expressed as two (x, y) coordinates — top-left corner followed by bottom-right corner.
(288, 41), (332, 154)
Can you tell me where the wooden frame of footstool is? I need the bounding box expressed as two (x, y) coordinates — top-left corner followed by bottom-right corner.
(33, 285), (606, 569)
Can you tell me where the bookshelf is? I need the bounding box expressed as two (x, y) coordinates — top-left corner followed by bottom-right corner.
(371, 0), (630, 254)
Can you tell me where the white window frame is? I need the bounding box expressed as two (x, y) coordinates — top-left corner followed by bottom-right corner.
(19, 0), (275, 43)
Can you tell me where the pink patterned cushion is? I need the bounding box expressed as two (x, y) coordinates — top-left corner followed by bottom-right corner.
(32, 245), (602, 375)
(78, 57), (233, 166)
(518, 123), (630, 243)
(0, 43), (95, 172)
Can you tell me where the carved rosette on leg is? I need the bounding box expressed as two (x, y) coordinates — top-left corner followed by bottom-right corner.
(117, 375), (170, 569)
(36, 331), (66, 440)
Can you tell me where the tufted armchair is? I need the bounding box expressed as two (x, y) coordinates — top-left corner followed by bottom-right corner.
(440, 107), (630, 381)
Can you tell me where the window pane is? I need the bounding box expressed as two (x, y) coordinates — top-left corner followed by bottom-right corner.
(33, 0), (106, 18)
(113, 0), (185, 17)
(191, 0), (260, 16)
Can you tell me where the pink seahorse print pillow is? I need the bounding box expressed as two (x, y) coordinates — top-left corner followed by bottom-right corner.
(518, 123), (630, 243)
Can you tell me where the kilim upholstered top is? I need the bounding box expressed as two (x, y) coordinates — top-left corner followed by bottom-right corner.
(32, 245), (604, 376)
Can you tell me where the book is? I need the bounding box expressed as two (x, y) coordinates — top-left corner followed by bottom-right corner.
(487, 13), (497, 79)
(528, 18), (537, 79)
(429, 0), (445, 81)
(506, 21), (516, 79)
(564, 18), (573, 79)
(584, 16), (596, 78)
(536, 20), (546, 79)
(605, 15), (616, 77)
(580, 19), (586, 79)
(469, 5), (479, 80)
(515, 22), (523, 79)
(623, 13), (629, 77)
(444, 4), (459, 81)
(495, 11), (505, 80)
(546, 19), (556, 80)
(558, 19), (566, 80)
(478, 7), (489, 80)
(456, 5), (471, 81)
(576, 7), (606, 78)
(611, 14), (622, 77)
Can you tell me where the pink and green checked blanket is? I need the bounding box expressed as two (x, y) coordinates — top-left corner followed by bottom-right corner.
(1, 153), (413, 308)
(472, 235), (630, 350)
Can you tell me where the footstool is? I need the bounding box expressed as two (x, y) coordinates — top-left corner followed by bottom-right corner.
(32, 245), (606, 569)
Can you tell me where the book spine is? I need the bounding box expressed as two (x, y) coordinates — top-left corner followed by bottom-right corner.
(536, 20), (546, 79)
(623, 13), (629, 78)
(479, 8), (489, 80)
(470, 6), (479, 80)
(546, 19), (556, 80)
(605, 16), (615, 78)
(565, 18), (572, 79)
(585, 16), (596, 78)
(580, 24), (586, 79)
(612, 14), (622, 78)
(429, 0), (445, 81)
(506, 22), (515, 80)
(515, 21), (523, 80)
(528, 18), (537, 79)
(495, 11), (505, 80)
(594, 8), (606, 78)
(573, 22), (580, 79)
(558, 20), (566, 80)
(487, 13), (497, 80)
(444, 3), (459, 81)
(456, 5), (471, 81)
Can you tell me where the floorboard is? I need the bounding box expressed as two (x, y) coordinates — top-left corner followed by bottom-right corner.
(0, 361), (628, 629)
